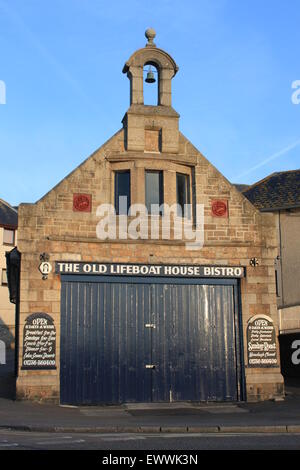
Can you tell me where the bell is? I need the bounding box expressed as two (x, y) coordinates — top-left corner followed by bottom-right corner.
(145, 67), (156, 84)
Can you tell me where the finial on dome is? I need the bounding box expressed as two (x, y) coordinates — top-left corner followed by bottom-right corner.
(145, 28), (156, 47)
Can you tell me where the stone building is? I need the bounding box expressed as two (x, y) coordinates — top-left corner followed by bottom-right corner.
(0, 198), (18, 398)
(242, 170), (300, 380)
(17, 30), (284, 403)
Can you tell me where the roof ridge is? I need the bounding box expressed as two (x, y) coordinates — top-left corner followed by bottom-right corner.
(274, 168), (300, 176)
(0, 198), (18, 213)
(242, 172), (278, 193)
(242, 168), (300, 211)
(243, 168), (300, 193)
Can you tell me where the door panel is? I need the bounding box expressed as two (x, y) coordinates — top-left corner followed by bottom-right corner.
(151, 284), (238, 402)
(60, 281), (152, 404)
(60, 278), (241, 404)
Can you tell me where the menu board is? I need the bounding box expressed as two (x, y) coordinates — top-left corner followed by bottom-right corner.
(247, 315), (278, 367)
(22, 313), (56, 370)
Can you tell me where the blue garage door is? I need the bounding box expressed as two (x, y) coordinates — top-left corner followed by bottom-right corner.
(60, 276), (244, 404)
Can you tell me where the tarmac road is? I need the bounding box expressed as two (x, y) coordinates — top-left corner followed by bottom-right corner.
(1, 429), (300, 450)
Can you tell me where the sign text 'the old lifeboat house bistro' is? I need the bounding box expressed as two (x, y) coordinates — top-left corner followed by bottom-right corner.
(17, 30), (284, 404)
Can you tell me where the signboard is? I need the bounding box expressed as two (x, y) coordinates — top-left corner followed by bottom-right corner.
(55, 262), (245, 279)
(39, 262), (52, 275)
(247, 315), (278, 367)
(39, 261), (52, 280)
(22, 313), (56, 370)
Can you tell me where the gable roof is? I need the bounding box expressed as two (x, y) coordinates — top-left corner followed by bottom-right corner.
(242, 169), (300, 211)
(233, 184), (250, 193)
(0, 199), (18, 228)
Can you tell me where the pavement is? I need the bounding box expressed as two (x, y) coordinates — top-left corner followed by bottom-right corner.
(1, 382), (300, 435)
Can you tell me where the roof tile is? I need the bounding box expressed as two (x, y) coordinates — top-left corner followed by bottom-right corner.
(242, 170), (300, 211)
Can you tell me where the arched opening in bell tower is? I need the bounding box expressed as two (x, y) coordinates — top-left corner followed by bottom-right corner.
(143, 61), (159, 106)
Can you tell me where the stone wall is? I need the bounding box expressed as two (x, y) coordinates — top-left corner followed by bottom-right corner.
(16, 129), (284, 402)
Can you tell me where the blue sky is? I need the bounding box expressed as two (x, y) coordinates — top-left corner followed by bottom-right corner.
(0, 0), (300, 206)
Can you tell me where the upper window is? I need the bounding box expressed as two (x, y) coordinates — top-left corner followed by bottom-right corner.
(176, 173), (191, 217)
(145, 171), (163, 214)
(3, 228), (15, 245)
(115, 170), (131, 215)
(1, 269), (7, 286)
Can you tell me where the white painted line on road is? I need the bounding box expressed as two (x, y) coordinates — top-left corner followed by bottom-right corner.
(59, 405), (78, 408)
(158, 432), (300, 438)
(36, 437), (85, 445)
(67, 440), (86, 444)
(101, 436), (146, 442)
(0, 443), (19, 447)
(36, 440), (86, 446)
(35, 436), (73, 443)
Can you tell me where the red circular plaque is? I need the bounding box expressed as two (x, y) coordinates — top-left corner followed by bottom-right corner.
(211, 200), (228, 217)
(73, 194), (91, 212)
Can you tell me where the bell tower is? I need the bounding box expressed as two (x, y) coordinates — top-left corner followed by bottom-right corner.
(122, 29), (180, 153)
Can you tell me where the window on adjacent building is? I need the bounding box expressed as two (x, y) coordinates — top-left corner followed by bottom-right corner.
(145, 170), (163, 214)
(1, 269), (7, 285)
(115, 170), (131, 215)
(176, 173), (191, 217)
(3, 228), (15, 245)
(275, 270), (280, 297)
(274, 257), (282, 299)
(0, 339), (5, 365)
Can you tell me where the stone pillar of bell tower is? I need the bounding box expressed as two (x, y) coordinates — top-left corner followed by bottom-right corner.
(122, 29), (180, 154)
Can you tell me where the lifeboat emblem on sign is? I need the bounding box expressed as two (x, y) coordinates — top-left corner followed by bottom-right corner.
(211, 200), (228, 217)
(73, 194), (92, 212)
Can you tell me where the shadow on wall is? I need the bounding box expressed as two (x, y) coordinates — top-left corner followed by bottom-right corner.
(0, 317), (16, 399)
